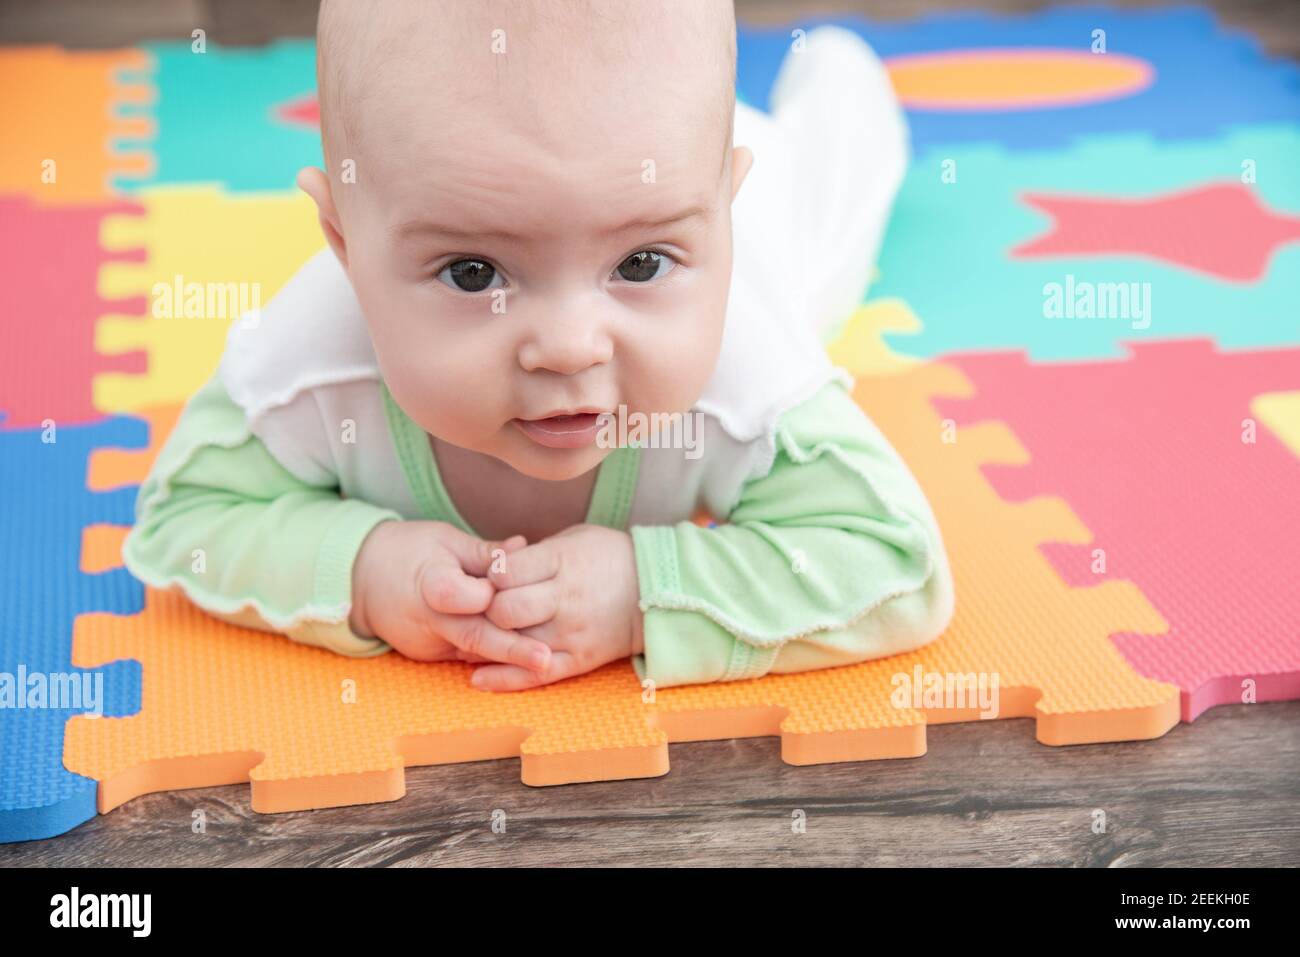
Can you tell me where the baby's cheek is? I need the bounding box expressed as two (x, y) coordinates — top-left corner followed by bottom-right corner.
(375, 326), (502, 438)
(414, 356), (503, 438)
(625, 303), (723, 414)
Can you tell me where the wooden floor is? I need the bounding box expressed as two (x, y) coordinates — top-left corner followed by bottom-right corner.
(3, 702), (1297, 866)
(2, 0), (1297, 865)
(0, 0), (1297, 58)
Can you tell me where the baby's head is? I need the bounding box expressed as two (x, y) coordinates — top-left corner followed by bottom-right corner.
(300, 0), (751, 481)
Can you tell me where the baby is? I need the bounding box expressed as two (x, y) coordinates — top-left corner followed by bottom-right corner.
(124, 0), (954, 692)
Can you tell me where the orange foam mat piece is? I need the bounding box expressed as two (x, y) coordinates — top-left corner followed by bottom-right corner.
(651, 364), (1178, 751)
(0, 46), (153, 203)
(71, 589), (664, 812)
(67, 369), (1178, 813)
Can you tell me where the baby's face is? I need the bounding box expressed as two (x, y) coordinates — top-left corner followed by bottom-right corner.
(310, 5), (747, 481)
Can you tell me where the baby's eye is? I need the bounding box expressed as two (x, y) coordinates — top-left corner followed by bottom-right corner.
(613, 250), (676, 283)
(437, 258), (504, 293)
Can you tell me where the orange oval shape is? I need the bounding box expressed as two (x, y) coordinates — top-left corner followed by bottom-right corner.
(885, 48), (1154, 111)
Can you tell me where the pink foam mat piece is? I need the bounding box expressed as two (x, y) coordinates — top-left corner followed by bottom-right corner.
(0, 196), (147, 429)
(935, 338), (1300, 721)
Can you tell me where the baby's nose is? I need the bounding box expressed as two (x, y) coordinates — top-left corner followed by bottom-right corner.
(517, 309), (614, 375)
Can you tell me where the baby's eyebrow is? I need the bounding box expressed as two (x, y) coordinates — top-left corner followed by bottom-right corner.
(604, 204), (713, 236)
(390, 203), (712, 244)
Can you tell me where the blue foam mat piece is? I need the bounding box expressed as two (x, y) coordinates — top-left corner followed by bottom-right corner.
(736, 5), (1300, 153)
(0, 415), (147, 843)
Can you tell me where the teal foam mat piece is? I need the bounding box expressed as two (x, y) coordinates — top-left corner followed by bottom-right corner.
(117, 40), (321, 193)
(872, 124), (1300, 361)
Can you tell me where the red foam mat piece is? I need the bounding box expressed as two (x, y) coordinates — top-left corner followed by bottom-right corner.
(936, 339), (1300, 721)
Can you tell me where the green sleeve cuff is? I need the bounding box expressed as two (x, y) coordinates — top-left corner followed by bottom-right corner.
(288, 504), (402, 657)
(630, 524), (776, 688)
(630, 608), (781, 689)
(630, 524), (680, 601)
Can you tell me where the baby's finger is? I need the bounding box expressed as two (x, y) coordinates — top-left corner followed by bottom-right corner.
(469, 664), (546, 692)
(471, 651), (577, 692)
(437, 526), (527, 577)
(485, 580), (558, 631)
(419, 560), (494, 614)
(487, 540), (560, 589)
(429, 612), (552, 673)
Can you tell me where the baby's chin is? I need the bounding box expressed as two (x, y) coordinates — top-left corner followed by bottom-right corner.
(496, 438), (611, 483)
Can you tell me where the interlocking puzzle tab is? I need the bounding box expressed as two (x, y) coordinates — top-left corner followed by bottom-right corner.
(0, 419), (146, 843)
(937, 340), (1300, 721)
(0, 197), (147, 430)
(120, 40), (320, 192)
(0, 47), (153, 203)
(94, 184), (323, 414)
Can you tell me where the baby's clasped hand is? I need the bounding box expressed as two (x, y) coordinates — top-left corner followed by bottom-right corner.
(350, 520), (550, 671)
(350, 520), (642, 691)
(476, 524), (643, 692)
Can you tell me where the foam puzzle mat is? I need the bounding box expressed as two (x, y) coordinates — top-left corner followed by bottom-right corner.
(1, 4), (1297, 842)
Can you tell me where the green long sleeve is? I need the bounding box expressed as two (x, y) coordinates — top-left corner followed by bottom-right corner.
(630, 380), (954, 688)
(121, 370), (403, 656)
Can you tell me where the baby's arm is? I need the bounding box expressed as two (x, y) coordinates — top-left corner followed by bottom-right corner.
(122, 369), (404, 654)
(631, 379), (954, 687)
(124, 370), (548, 672)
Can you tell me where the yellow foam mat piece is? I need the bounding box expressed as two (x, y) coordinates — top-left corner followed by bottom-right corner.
(1252, 391), (1300, 457)
(66, 364), (1178, 813)
(94, 185), (324, 415)
(0, 47), (153, 203)
(826, 298), (923, 377)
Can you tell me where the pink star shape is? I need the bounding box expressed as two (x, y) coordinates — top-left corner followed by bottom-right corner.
(1013, 182), (1300, 282)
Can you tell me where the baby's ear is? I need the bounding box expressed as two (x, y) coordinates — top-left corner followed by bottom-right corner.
(730, 145), (754, 202)
(297, 166), (348, 269)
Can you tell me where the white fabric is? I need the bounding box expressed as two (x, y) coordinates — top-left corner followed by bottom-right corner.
(219, 25), (905, 523)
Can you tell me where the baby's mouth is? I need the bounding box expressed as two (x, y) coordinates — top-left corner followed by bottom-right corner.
(512, 410), (609, 450)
